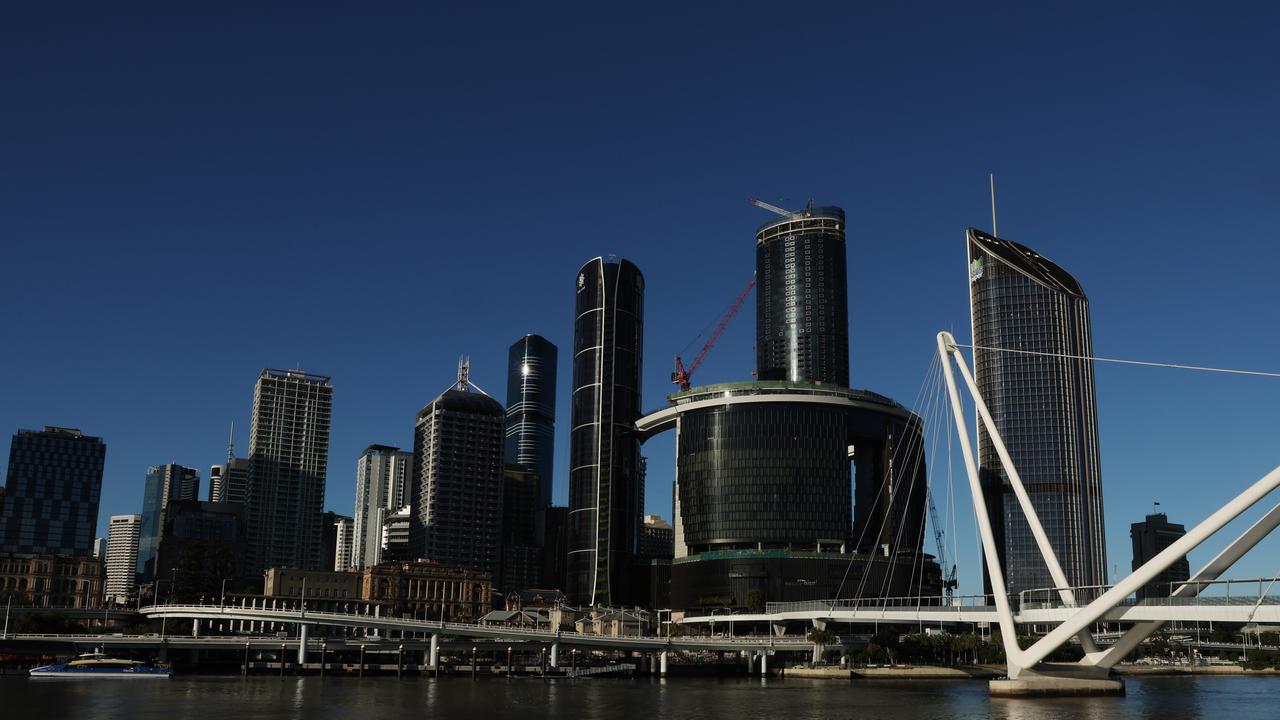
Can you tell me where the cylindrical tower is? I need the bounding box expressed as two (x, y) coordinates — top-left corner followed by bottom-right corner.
(567, 257), (644, 606)
(504, 334), (558, 513)
(755, 205), (849, 386)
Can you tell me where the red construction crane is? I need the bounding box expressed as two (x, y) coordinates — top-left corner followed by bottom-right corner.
(672, 277), (756, 391)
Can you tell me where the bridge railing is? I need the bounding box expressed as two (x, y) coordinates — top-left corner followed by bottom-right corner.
(763, 594), (995, 615)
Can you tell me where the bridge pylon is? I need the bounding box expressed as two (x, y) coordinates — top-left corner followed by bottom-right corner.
(938, 330), (1280, 696)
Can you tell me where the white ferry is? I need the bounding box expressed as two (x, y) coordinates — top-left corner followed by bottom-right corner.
(29, 652), (173, 679)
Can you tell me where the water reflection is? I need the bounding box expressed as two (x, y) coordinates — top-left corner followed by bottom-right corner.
(2, 674), (1277, 720)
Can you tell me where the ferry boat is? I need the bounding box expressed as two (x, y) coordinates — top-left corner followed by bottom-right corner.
(29, 652), (173, 679)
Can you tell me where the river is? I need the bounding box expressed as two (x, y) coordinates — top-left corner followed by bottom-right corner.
(4, 674), (1278, 719)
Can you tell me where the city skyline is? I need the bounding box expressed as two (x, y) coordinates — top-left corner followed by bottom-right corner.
(3, 3), (1279, 600)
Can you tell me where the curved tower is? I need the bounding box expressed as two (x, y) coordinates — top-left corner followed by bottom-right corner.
(504, 334), (558, 514)
(967, 228), (1107, 599)
(756, 205), (849, 386)
(567, 257), (644, 606)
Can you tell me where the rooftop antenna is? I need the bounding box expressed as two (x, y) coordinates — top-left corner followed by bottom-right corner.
(454, 355), (491, 397)
(989, 173), (998, 238)
(456, 356), (470, 391)
(226, 422), (235, 464)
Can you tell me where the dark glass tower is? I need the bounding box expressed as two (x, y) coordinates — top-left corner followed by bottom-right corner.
(504, 334), (558, 523)
(0, 427), (106, 556)
(1131, 512), (1189, 600)
(756, 205), (850, 386)
(968, 228), (1107, 598)
(138, 463), (200, 581)
(568, 257), (644, 606)
(245, 369), (333, 574)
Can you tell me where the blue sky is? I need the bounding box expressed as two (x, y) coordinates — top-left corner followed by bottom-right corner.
(3, 2), (1278, 595)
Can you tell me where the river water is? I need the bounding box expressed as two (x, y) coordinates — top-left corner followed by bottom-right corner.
(4, 675), (1278, 719)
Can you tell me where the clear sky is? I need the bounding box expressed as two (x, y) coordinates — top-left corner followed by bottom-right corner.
(3, 2), (1278, 596)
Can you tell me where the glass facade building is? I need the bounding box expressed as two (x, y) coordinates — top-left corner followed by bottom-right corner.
(0, 427), (106, 556)
(138, 463), (200, 581)
(1130, 512), (1189, 601)
(968, 228), (1107, 599)
(636, 381), (934, 612)
(756, 205), (850, 386)
(568, 256), (644, 607)
(504, 333), (557, 539)
(246, 368), (333, 574)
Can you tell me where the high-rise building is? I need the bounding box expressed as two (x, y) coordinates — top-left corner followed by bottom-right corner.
(93, 538), (106, 559)
(0, 427), (106, 556)
(568, 256), (645, 607)
(638, 515), (674, 559)
(1131, 512), (1190, 600)
(968, 228), (1108, 598)
(755, 204), (850, 386)
(209, 458), (249, 504)
(138, 463), (200, 581)
(408, 376), (506, 576)
(104, 514), (141, 604)
(246, 369), (333, 573)
(352, 445), (412, 569)
(380, 506), (411, 563)
(500, 464), (540, 593)
(637, 382), (935, 612)
(154, 500), (247, 601)
(333, 515), (355, 571)
(504, 334), (557, 534)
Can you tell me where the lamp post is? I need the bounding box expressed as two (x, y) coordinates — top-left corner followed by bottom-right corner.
(220, 578), (228, 608)
(3, 594), (11, 640)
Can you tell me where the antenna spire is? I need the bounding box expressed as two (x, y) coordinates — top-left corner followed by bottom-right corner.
(989, 173), (998, 238)
(456, 356), (470, 392)
(227, 422), (235, 464)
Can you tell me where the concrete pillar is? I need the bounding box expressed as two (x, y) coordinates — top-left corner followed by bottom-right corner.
(745, 650), (753, 671)
(550, 642), (559, 668)
(429, 633), (440, 669)
(659, 650), (668, 677)
(192, 620), (200, 638)
(811, 643), (823, 665)
(298, 624), (309, 665)
(761, 650), (768, 675)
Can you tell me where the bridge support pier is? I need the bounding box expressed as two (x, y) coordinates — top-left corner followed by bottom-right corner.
(429, 634), (439, 670)
(990, 663), (1124, 697)
(659, 650), (668, 677)
(760, 650), (768, 676)
(550, 642), (559, 669)
(297, 624), (309, 665)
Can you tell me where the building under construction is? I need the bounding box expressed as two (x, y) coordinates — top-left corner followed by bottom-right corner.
(636, 200), (942, 613)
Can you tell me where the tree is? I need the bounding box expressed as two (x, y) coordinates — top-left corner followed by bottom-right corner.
(745, 589), (764, 613)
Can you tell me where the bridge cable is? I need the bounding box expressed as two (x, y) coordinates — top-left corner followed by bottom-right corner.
(956, 343), (1280, 379)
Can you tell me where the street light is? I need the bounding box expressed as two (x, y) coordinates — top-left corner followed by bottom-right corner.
(221, 579), (228, 608)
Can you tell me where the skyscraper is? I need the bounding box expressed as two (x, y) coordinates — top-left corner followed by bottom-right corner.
(408, 373), (506, 576)
(500, 464), (540, 592)
(138, 463), (200, 581)
(504, 334), (557, 531)
(968, 228), (1107, 598)
(351, 444), (411, 568)
(209, 458), (249, 504)
(567, 257), (644, 606)
(105, 514), (141, 604)
(246, 369), (333, 573)
(333, 515), (355, 571)
(755, 204), (850, 386)
(0, 427), (106, 556)
(1131, 512), (1190, 600)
